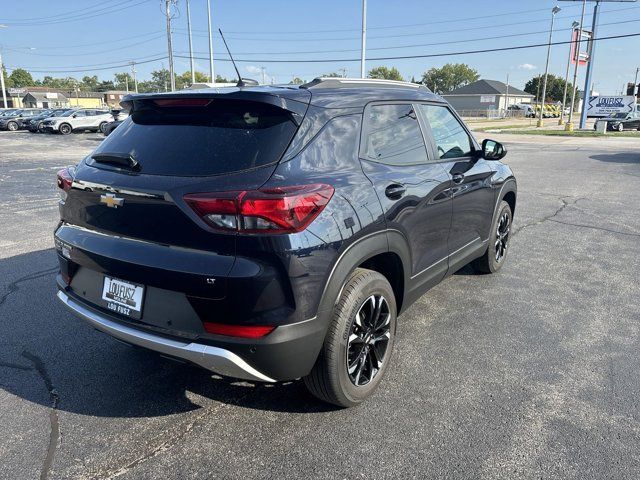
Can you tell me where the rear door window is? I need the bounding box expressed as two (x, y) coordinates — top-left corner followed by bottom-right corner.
(92, 99), (299, 177)
(362, 104), (429, 165)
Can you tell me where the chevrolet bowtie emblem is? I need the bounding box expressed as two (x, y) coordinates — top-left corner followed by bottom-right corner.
(100, 193), (124, 208)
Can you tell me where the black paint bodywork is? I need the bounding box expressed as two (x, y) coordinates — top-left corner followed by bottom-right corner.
(54, 84), (517, 381)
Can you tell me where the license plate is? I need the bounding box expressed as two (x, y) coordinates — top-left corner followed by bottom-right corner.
(101, 276), (144, 319)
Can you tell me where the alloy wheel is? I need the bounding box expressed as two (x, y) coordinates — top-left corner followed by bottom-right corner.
(495, 212), (510, 262)
(346, 294), (391, 387)
(7, 122), (17, 131)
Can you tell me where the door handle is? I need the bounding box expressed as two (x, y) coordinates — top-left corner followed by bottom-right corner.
(452, 173), (465, 185)
(385, 184), (406, 200)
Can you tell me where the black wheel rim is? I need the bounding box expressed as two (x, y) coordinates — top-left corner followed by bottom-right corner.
(495, 212), (510, 262)
(346, 294), (391, 387)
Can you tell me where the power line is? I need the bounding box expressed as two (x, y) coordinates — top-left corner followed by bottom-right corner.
(0, 0), (117, 22)
(173, 31), (640, 64)
(6, 56), (168, 74)
(2, 0), (153, 27)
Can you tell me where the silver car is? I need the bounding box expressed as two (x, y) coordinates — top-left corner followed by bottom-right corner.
(40, 109), (116, 135)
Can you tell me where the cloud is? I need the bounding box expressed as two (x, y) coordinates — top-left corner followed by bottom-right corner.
(245, 65), (274, 84)
(518, 63), (537, 70)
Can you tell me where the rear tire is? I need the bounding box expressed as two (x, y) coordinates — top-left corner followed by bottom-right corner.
(98, 122), (108, 133)
(7, 121), (18, 131)
(304, 268), (397, 408)
(59, 123), (72, 135)
(472, 200), (512, 274)
(617, 123), (624, 132)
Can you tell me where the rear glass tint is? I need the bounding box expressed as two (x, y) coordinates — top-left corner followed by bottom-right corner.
(91, 99), (298, 176)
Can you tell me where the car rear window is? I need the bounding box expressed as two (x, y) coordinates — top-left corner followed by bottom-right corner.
(91, 99), (298, 176)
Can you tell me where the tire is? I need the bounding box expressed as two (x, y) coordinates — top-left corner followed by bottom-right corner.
(472, 200), (512, 274)
(59, 123), (72, 135)
(7, 121), (18, 131)
(98, 122), (108, 133)
(617, 123), (624, 132)
(304, 268), (397, 408)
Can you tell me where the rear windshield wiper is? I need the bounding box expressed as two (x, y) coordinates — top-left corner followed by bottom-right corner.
(91, 152), (139, 170)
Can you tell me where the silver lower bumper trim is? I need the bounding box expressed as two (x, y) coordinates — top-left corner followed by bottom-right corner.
(57, 291), (275, 383)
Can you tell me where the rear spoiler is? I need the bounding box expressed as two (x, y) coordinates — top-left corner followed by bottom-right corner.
(120, 90), (311, 125)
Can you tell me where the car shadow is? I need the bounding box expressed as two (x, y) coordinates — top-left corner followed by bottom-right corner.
(590, 152), (640, 164)
(0, 248), (337, 418)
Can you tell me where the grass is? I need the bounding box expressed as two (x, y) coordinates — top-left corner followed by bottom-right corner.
(473, 124), (533, 132)
(487, 129), (640, 138)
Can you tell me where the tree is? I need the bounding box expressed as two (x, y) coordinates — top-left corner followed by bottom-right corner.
(215, 74), (231, 83)
(41, 76), (77, 90)
(80, 75), (99, 91)
(289, 77), (305, 85)
(1, 64), (12, 88)
(8, 68), (34, 88)
(367, 66), (403, 81)
(524, 74), (574, 103)
(421, 63), (480, 94)
(320, 72), (340, 78)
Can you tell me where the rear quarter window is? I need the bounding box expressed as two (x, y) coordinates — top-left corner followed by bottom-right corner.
(91, 99), (298, 176)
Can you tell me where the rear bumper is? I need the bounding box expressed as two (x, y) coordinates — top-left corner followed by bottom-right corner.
(57, 290), (276, 382)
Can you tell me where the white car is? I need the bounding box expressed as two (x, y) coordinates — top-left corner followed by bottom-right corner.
(40, 109), (115, 135)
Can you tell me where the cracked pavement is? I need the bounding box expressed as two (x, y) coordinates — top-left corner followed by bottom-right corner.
(0, 130), (639, 479)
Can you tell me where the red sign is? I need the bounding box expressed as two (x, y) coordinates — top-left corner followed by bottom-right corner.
(570, 28), (591, 66)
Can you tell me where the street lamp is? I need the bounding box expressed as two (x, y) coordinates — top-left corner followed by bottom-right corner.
(0, 24), (8, 109)
(559, 21), (580, 125)
(538, 6), (561, 127)
(566, 0), (587, 131)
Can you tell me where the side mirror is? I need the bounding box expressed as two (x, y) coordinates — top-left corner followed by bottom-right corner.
(481, 139), (507, 161)
(72, 114), (77, 118)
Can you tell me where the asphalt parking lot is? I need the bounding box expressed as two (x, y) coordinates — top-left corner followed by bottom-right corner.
(1, 130), (639, 479)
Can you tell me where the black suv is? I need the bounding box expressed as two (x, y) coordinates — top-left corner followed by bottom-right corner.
(54, 78), (516, 407)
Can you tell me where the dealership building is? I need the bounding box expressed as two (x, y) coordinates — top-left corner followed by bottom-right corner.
(442, 79), (534, 112)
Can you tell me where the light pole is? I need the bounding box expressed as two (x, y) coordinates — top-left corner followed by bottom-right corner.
(634, 67), (639, 98)
(0, 25), (8, 109)
(360, 0), (367, 78)
(186, 0), (195, 85)
(559, 21), (580, 125)
(566, 0), (587, 131)
(579, 0), (601, 129)
(538, 6), (561, 127)
(207, 0), (215, 83)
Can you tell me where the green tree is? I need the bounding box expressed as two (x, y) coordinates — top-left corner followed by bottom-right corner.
(114, 72), (133, 91)
(8, 68), (34, 88)
(80, 75), (99, 91)
(215, 74), (231, 83)
(421, 63), (480, 94)
(367, 66), (403, 81)
(1, 64), (13, 88)
(289, 77), (305, 85)
(524, 74), (574, 103)
(41, 76), (77, 90)
(320, 72), (340, 78)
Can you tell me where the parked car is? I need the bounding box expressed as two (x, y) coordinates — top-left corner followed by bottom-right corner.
(27, 108), (74, 132)
(54, 78), (517, 407)
(0, 108), (20, 117)
(41, 108), (114, 135)
(594, 111), (640, 131)
(508, 104), (535, 118)
(0, 108), (47, 131)
(101, 108), (129, 136)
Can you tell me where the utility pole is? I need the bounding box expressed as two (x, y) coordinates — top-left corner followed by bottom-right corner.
(186, 0), (195, 85)
(261, 67), (266, 85)
(360, 0), (367, 78)
(207, 0), (215, 83)
(131, 61), (138, 93)
(163, 0), (176, 91)
(505, 73), (510, 116)
(566, 0), (587, 131)
(579, 0), (601, 129)
(560, 21), (579, 125)
(538, 6), (560, 127)
(125, 74), (129, 93)
(0, 51), (7, 109)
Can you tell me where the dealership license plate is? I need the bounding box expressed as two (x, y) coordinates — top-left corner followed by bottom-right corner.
(101, 276), (144, 319)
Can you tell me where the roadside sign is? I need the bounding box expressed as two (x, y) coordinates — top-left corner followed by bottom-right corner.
(586, 95), (635, 117)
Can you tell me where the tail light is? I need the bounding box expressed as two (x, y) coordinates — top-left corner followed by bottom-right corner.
(56, 167), (73, 200)
(184, 183), (334, 234)
(203, 322), (275, 338)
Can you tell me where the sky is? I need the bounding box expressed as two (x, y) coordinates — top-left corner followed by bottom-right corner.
(1, 0), (639, 94)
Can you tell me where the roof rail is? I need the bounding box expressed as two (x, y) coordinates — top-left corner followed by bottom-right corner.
(301, 77), (430, 91)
